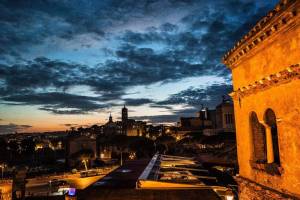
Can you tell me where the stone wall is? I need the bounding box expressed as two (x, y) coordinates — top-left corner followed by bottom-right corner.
(236, 176), (298, 200)
(233, 81), (300, 196)
(222, 0), (300, 198)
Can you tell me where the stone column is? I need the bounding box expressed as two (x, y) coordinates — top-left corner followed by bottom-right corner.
(262, 122), (274, 163)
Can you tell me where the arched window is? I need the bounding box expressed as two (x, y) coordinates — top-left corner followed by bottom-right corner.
(264, 109), (280, 165)
(250, 112), (267, 163)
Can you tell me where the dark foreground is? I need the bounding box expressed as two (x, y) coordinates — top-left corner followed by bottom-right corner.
(26, 159), (220, 200)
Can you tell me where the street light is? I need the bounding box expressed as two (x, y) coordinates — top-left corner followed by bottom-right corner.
(225, 189), (235, 200)
(81, 159), (88, 171)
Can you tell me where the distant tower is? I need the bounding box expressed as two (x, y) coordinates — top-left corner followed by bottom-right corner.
(198, 104), (208, 120)
(122, 105), (128, 135)
(109, 113), (113, 123)
(122, 105), (128, 123)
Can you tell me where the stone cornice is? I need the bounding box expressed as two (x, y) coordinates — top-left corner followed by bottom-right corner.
(222, 0), (299, 69)
(230, 63), (300, 100)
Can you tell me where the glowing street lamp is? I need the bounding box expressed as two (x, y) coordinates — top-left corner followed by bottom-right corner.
(225, 189), (235, 200)
(129, 152), (136, 160)
(81, 159), (88, 171)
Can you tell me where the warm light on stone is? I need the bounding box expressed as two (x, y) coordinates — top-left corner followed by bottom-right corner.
(223, 0), (300, 199)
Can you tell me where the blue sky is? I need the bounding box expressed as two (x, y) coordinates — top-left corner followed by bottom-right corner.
(0, 0), (278, 133)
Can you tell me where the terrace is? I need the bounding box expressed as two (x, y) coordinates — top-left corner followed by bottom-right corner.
(136, 154), (235, 199)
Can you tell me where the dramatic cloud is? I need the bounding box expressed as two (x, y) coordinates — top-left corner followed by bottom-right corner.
(158, 84), (233, 108)
(133, 114), (179, 124)
(0, 123), (32, 134)
(2, 92), (106, 114)
(123, 98), (153, 106)
(134, 84), (233, 124)
(0, 0), (278, 123)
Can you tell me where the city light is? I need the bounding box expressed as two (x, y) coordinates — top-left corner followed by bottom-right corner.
(225, 189), (234, 200)
(68, 188), (76, 196)
(0, 0), (298, 200)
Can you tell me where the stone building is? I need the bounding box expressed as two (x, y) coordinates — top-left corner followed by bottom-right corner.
(177, 100), (234, 137)
(222, 0), (300, 199)
(103, 106), (146, 137)
(178, 108), (215, 136)
(126, 119), (146, 137)
(215, 98), (235, 134)
(103, 114), (122, 135)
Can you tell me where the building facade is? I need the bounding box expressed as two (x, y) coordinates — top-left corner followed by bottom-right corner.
(177, 100), (234, 137)
(103, 114), (122, 135)
(215, 98), (235, 134)
(0, 180), (12, 200)
(103, 106), (146, 137)
(223, 0), (300, 199)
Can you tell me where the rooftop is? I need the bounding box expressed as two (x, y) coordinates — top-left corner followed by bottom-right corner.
(137, 154), (224, 189)
(78, 158), (221, 200)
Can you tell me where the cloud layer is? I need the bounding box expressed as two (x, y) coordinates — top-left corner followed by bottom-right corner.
(0, 0), (278, 125)
(0, 123), (32, 134)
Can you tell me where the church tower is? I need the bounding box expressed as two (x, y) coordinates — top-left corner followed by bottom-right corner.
(122, 105), (128, 123)
(122, 105), (128, 135)
(108, 113), (113, 123)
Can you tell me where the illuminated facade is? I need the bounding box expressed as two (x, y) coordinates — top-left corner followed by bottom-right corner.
(0, 180), (12, 200)
(103, 106), (146, 137)
(223, 0), (300, 199)
(215, 99), (235, 134)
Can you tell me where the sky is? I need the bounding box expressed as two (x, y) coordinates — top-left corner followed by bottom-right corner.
(0, 0), (278, 134)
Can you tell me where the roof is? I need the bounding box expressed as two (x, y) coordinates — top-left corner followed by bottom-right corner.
(78, 189), (220, 200)
(78, 159), (221, 200)
(136, 154), (232, 196)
